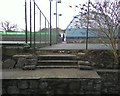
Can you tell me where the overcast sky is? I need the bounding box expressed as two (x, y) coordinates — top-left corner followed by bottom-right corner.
(0, 0), (98, 30)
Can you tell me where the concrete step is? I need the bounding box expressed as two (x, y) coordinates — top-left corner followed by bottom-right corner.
(13, 54), (92, 69)
(13, 54), (37, 59)
(38, 54), (76, 60)
(79, 65), (93, 70)
(36, 65), (78, 68)
(77, 52), (86, 56)
(78, 60), (90, 65)
(38, 54), (76, 57)
(37, 60), (78, 66)
(38, 60), (78, 63)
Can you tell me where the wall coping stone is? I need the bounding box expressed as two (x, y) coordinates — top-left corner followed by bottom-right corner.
(2, 69), (101, 79)
(96, 69), (120, 72)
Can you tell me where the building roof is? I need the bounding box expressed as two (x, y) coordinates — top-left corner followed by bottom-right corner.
(66, 28), (99, 38)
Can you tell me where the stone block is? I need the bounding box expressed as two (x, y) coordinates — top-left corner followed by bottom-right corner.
(7, 80), (17, 86)
(102, 88), (108, 93)
(25, 59), (37, 66)
(22, 65), (36, 70)
(81, 79), (88, 86)
(17, 81), (28, 89)
(29, 80), (38, 88)
(22, 59), (37, 70)
(7, 86), (19, 94)
(82, 85), (93, 91)
(2, 88), (6, 94)
(15, 58), (27, 68)
(94, 84), (101, 91)
(57, 83), (68, 89)
(39, 82), (48, 89)
(108, 87), (119, 94)
(56, 89), (65, 94)
(69, 82), (80, 90)
(22, 89), (39, 94)
(2, 59), (16, 69)
(87, 81), (93, 86)
(104, 82), (112, 87)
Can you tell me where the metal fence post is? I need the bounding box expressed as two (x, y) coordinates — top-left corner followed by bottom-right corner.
(49, 1), (52, 46)
(30, 0), (32, 47)
(25, 0), (28, 44)
(34, 0), (36, 49)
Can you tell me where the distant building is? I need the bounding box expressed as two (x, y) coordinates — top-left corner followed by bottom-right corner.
(65, 14), (119, 43)
(65, 28), (101, 43)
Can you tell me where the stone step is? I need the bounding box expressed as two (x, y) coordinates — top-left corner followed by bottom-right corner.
(38, 54), (76, 60)
(13, 54), (92, 70)
(13, 54), (36, 59)
(79, 65), (93, 70)
(77, 52), (86, 56)
(38, 54), (76, 57)
(78, 60), (90, 65)
(37, 60), (78, 66)
(36, 65), (78, 68)
(38, 60), (77, 63)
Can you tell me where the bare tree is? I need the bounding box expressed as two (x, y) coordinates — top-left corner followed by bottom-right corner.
(71, 0), (120, 65)
(1, 21), (18, 32)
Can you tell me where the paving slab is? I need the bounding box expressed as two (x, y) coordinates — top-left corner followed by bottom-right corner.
(2, 69), (100, 79)
(39, 43), (118, 50)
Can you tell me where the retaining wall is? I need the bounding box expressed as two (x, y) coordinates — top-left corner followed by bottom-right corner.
(2, 78), (101, 95)
(2, 70), (120, 95)
(97, 70), (120, 95)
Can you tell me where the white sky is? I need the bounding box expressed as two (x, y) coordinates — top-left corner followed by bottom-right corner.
(0, 0), (97, 30)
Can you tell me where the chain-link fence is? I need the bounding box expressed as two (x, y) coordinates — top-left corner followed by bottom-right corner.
(26, 0), (60, 48)
(0, 0), (62, 48)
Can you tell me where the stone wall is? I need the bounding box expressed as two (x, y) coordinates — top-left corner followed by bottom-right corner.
(97, 70), (120, 95)
(2, 78), (101, 95)
(2, 70), (120, 95)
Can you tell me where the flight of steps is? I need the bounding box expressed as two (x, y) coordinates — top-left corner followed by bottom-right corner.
(13, 52), (93, 70)
(37, 54), (78, 68)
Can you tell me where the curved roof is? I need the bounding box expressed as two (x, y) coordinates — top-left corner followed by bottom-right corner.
(66, 28), (99, 38)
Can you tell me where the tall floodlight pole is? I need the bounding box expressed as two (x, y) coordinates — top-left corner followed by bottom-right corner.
(49, 0), (52, 46)
(54, 13), (62, 42)
(86, 0), (90, 50)
(30, 0), (32, 47)
(55, 1), (58, 43)
(34, 0), (36, 49)
(25, 0), (27, 44)
(53, 0), (61, 43)
(58, 14), (62, 30)
(40, 11), (42, 44)
(56, 0), (61, 43)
